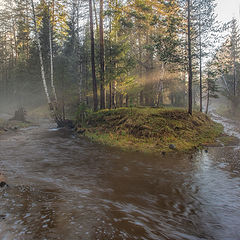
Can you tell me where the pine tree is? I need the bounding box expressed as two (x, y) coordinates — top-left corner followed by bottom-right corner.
(195, 0), (218, 112)
(89, 0), (98, 111)
(99, 0), (106, 109)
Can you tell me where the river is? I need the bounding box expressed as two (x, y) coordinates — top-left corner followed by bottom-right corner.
(0, 115), (240, 240)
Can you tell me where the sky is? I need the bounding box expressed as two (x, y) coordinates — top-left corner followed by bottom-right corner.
(216, 0), (240, 23)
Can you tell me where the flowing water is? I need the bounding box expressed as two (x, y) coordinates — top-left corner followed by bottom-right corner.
(1, 116), (240, 240)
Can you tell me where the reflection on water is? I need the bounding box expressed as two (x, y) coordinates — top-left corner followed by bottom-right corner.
(1, 119), (240, 240)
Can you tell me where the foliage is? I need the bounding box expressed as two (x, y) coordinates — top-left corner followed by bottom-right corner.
(76, 103), (92, 124)
(0, 0), (230, 119)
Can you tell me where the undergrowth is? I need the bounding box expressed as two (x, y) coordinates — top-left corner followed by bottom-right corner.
(76, 107), (223, 153)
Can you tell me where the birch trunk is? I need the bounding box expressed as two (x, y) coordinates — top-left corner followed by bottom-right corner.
(31, 0), (51, 107)
(48, 6), (58, 103)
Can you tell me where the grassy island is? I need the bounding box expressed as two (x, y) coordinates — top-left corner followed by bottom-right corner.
(76, 107), (224, 153)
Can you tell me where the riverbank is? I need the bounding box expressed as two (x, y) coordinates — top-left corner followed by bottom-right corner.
(76, 107), (225, 153)
(0, 118), (32, 135)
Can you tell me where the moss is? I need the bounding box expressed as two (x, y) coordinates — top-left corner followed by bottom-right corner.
(78, 107), (224, 154)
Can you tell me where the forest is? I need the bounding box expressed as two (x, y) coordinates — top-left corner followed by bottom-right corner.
(0, 0), (239, 123)
(2, 1), (240, 239)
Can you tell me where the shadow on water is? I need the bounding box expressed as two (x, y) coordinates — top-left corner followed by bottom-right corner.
(1, 116), (240, 240)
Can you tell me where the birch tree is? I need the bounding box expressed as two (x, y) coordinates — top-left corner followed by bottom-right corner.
(48, 4), (58, 104)
(31, 0), (63, 125)
(31, 0), (51, 106)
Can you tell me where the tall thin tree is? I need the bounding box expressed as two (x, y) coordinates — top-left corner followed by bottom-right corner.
(48, 4), (58, 104)
(99, 0), (105, 109)
(89, 0), (98, 111)
(31, 0), (51, 107)
(199, 12), (203, 112)
(187, 0), (193, 115)
(31, 0), (63, 125)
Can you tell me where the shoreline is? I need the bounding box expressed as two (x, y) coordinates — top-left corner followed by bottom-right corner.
(0, 118), (33, 135)
(76, 107), (228, 154)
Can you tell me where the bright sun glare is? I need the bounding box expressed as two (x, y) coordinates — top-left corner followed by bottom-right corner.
(216, 0), (240, 23)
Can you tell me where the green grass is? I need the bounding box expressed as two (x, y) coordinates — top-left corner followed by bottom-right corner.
(76, 107), (224, 153)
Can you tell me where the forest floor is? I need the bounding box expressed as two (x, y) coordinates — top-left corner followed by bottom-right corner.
(76, 107), (236, 154)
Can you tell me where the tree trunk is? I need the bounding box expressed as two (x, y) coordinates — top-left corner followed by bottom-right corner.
(79, 63), (83, 104)
(138, 32), (144, 106)
(89, 0), (98, 111)
(205, 81), (210, 114)
(99, 0), (106, 109)
(77, 0), (83, 104)
(12, 20), (18, 63)
(31, 0), (51, 106)
(109, 82), (112, 109)
(233, 52), (236, 96)
(108, 10), (113, 109)
(126, 94), (129, 107)
(31, 0), (64, 126)
(48, 7), (58, 104)
(112, 81), (116, 108)
(140, 90), (144, 106)
(119, 94), (123, 108)
(187, 0), (193, 115)
(85, 56), (89, 106)
(199, 13), (203, 112)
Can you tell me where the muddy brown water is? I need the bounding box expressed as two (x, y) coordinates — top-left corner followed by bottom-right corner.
(1, 116), (240, 240)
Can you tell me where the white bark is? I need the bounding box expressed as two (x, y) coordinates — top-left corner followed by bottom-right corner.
(49, 10), (58, 103)
(31, 0), (51, 106)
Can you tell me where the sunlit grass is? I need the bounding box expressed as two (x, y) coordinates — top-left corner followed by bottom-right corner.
(77, 107), (224, 153)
